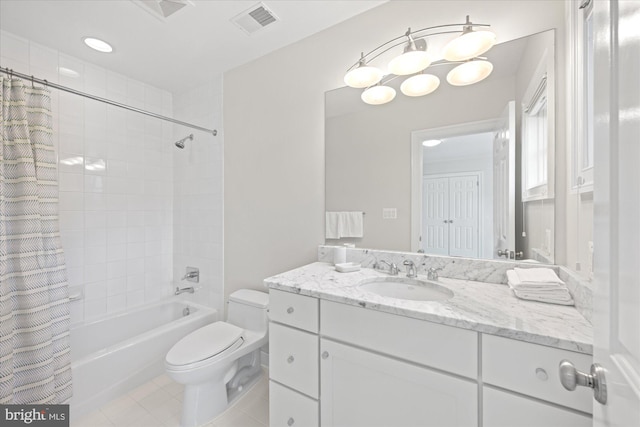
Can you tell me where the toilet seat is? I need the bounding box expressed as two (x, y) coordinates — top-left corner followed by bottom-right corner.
(166, 322), (244, 370)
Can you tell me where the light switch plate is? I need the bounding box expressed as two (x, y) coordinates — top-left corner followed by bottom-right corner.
(382, 208), (397, 219)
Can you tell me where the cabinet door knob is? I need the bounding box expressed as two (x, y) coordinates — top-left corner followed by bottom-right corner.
(287, 307), (294, 314)
(559, 360), (607, 404)
(321, 351), (329, 359)
(535, 367), (548, 381)
(287, 417), (295, 426)
(287, 355), (295, 364)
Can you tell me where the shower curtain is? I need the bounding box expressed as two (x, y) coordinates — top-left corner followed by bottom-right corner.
(0, 77), (72, 404)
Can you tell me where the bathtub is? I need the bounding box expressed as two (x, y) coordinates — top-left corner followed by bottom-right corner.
(69, 300), (217, 419)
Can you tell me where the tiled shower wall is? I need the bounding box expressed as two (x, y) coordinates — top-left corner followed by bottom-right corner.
(1, 30), (180, 323)
(172, 81), (224, 314)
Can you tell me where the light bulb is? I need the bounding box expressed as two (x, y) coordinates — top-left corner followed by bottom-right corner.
(388, 50), (432, 76)
(447, 60), (493, 86)
(361, 85), (396, 105)
(344, 65), (383, 88)
(400, 74), (440, 97)
(442, 29), (496, 61)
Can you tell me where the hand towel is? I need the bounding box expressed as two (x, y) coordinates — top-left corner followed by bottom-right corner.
(325, 211), (364, 239)
(506, 269), (574, 306)
(339, 211), (364, 238)
(325, 212), (340, 239)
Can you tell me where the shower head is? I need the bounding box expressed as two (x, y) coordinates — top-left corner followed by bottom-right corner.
(175, 134), (193, 149)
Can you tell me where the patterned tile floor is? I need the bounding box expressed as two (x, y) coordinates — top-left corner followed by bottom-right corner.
(71, 369), (269, 427)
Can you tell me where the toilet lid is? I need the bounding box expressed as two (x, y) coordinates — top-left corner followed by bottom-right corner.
(166, 322), (244, 366)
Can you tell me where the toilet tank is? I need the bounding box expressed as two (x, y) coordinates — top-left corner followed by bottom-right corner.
(227, 289), (269, 332)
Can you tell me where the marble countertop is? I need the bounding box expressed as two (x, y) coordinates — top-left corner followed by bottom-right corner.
(264, 262), (593, 355)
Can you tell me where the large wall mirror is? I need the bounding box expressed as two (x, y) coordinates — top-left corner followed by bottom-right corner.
(325, 30), (556, 263)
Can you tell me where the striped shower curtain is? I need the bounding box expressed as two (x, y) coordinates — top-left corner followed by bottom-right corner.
(0, 77), (72, 403)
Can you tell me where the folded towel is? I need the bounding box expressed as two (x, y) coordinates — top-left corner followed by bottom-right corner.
(514, 267), (565, 285)
(506, 269), (574, 306)
(325, 211), (364, 239)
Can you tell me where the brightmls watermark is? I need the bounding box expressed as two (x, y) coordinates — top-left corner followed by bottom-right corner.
(1, 405), (69, 426)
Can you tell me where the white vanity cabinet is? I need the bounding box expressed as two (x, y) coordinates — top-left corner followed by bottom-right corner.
(319, 300), (478, 427)
(269, 289), (320, 427)
(481, 334), (592, 427)
(268, 287), (592, 427)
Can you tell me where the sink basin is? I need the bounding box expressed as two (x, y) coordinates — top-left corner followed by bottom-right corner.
(358, 277), (453, 302)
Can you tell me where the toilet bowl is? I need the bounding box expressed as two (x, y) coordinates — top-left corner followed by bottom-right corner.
(165, 289), (269, 427)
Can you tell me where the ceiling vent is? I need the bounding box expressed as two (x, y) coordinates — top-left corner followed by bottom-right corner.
(231, 2), (279, 35)
(131, 0), (193, 21)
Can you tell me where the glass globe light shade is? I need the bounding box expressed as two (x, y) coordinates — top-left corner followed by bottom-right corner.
(446, 60), (493, 86)
(361, 85), (396, 105)
(344, 65), (383, 88)
(388, 50), (432, 76)
(442, 29), (496, 61)
(400, 74), (440, 97)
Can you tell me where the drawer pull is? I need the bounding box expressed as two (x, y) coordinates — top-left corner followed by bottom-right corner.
(535, 367), (548, 381)
(287, 355), (295, 364)
(559, 359), (607, 404)
(287, 417), (295, 426)
(286, 306), (295, 314)
(322, 351), (329, 359)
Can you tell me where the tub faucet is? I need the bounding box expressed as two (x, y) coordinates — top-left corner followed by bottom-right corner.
(403, 260), (417, 278)
(377, 260), (399, 275)
(175, 286), (195, 295)
(181, 267), (199, 283)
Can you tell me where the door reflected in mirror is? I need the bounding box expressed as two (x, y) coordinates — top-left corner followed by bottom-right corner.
(325, 30), (556, 263)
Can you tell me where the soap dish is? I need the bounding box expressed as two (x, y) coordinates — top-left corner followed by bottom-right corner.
(335, 262), (361, 273)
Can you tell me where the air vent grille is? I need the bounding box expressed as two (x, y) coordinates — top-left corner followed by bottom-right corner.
(231, 2), (279, 35)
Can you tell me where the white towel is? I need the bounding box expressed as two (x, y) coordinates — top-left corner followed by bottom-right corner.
(514, 267), (565, 285)
(506, 269), (574, 306)
(326, 211), (364, 239)
(325, 212), (340, 239)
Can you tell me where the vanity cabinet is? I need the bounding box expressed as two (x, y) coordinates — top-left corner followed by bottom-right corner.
(269, 289), (319, 427)
(268, 288), (592, 427)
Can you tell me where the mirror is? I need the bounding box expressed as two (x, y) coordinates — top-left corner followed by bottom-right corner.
(325, 30), (555, 263)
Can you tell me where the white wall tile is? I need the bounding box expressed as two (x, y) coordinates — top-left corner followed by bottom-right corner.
(84, 298), (107, 321)
(107, 277), (127, 296)
(107, 294), (127, 313)
(107, 260), (127, 280)
(0, 30), (29, 64)
(85, 211), (107, 228)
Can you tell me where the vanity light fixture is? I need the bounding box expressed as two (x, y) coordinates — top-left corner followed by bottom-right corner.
(345, 16), (496, 105)
(83, 37), (113, 53)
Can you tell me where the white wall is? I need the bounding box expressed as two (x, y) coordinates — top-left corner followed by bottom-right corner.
(1, 30), (175, 323)
(224, 0), (566, 298)
(172, 80), (224, 313)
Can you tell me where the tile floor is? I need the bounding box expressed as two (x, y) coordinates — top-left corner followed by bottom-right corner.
(71, 369), (269, 427)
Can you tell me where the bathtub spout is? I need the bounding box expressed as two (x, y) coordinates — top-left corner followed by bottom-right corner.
(175, 286), (195, 295)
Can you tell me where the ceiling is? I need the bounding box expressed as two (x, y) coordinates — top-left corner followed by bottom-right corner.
(0, 0), (386, 94)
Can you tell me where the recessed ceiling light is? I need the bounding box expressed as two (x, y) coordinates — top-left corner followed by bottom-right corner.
(83, 37), (113, 53)
(422, 139), (442, 147)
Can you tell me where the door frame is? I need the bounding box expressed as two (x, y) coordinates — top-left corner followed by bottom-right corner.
(411, 119), (501, 253)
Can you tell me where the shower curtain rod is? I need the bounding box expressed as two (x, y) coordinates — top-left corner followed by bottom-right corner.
(0, 67), (217, 136)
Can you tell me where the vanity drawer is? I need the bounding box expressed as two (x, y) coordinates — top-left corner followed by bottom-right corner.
(269, 289), (319, 332)
(269, 322), (319, 398)
(320, 300), (478, 378)
(270, 381), (318, 427)
(482, 334), (592, 413)
(483, 386), (591, 427)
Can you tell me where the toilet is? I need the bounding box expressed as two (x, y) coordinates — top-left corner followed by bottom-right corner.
(165, 289), (269, 427)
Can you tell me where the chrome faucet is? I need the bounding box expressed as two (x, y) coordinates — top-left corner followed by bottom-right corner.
(181, 267), (199, 283)
(427, 267), (442, 280)
(377, 260), (399, 275)
(175, 286), (195, 295)
(403, 260), (417, 278)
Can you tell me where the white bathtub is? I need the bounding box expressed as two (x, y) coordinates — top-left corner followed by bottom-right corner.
(69, 300), (217, 419)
